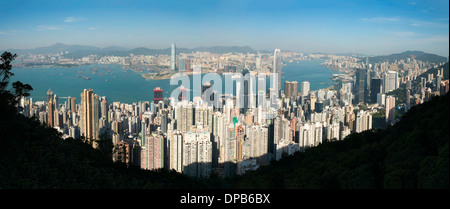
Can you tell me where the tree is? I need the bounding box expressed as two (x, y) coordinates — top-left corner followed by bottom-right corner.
(0, 52), (17, 91)
(0, 51), (33, 112)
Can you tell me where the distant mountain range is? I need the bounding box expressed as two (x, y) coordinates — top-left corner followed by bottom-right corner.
(366, 51), (448, 64)
(8, 43), (257, 59)
(6, 44), (448, 64)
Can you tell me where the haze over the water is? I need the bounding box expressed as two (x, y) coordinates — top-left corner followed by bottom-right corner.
(0, 0), (448, 56)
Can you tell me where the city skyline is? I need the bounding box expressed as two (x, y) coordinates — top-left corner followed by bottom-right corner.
(0, 0), (448, 56)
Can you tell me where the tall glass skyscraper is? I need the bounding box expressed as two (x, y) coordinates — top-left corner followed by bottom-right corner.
(273, 49), (282, 95)
(171, 43), (176, 71)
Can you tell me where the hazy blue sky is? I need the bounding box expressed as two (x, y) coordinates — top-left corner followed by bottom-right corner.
(0, 0), (448, 56)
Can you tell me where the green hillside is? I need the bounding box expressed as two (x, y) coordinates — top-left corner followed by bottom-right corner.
(367, 51), (447, 64)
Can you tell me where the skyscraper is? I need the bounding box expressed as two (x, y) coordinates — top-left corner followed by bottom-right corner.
(47, 98), (54, 127)
(154, 87), (163, 103)
(355, 68), (366, 104)
(169, 131), (183, 172)
(284, 81), (298, 99)
(46, 89), (53, 104)
(384, 71), (398, 93)
(385, 95), (395, 124)
(149, 134), (164, 170)
(284, 81), (292, 99)
(81, 89), (100, 147)
(183, 131), (212, 178)
(273, 49), (282, 94)
(356, 110), (372, 133)
(301, 81), (310, 97)
(178, 58), (186, 72)
(171, 43), (176, 71)
(242, 69), (250, 113)
(388, 71), (398, 92)
(100, 99), (108, 119)
(370, 78), (382, 103)
(68, 96), (76, 113)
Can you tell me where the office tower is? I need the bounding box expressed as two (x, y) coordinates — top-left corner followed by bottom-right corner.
(70, 97), (76, 113)
(46, 89), (53, 104)
(269, 88), (277, 108)
(301, 81), (310, 97)
(355, 68), (366, 104)
(67, 97), (72, 112)
(53, 94), (59, 110)
(235, 79), (242, 112)
(309, 93), (317, 112)
(385, 95), (395, 124)
(284, 81), (292, 99)
(171, 43), (176, 71)
(257, 75), (266, 108)
(154, 87), (163, 103)
(315, 101), (324, 113)
(81, 89), (100, 146)
(161, 109), (168, 134)
(100, 99), (108, 119)
(291, 81), (299, 99)
(273, 49), (282, 94)
(377, 93), (386, 106)
(284, 81), (298, 99)
(388, 71), (398, 92)
(47, 98), (54, 127)
(249, 75), (256, 110)
(370, 78), (382, 103)
(383, 72), (389, 93)
(384, 71), (398, 93)
(242, 69), (250, 113)
(178, 58), (186, 72)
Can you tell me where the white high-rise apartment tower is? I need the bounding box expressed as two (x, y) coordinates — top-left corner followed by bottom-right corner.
(301, 81), (310, 97)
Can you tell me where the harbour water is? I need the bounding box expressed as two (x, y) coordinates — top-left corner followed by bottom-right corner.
(12, 59), (342, 104)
